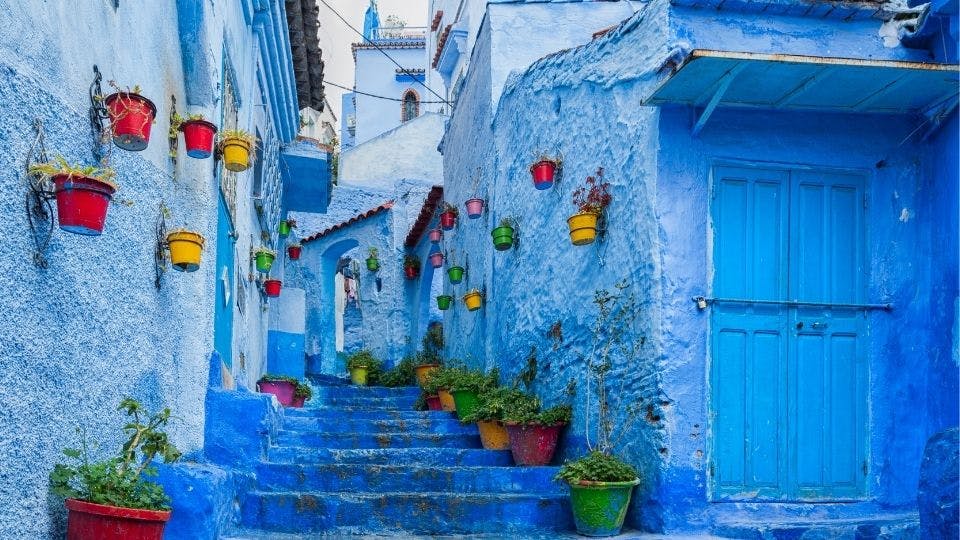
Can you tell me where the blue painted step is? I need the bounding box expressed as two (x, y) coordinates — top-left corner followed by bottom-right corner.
(315, 396), (418, 408)
(274, 430), (482, 449)
(313, 385), (421, 399)
(239, 491), (573, 535)
(712, 513), (920, 539)
(267, 447), (513, 466)
(255, 463), (563, 494)
(282, 415), (477, 435)
(221, 529), (714, 539)
(286, 407), (455, 420)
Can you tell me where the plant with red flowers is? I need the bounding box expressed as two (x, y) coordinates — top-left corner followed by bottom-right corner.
(571, 168), (612, 215)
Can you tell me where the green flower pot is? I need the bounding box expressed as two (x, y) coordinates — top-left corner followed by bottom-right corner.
(448, 266), (465, 284)
(568, 479), (639, 537)
(437, 295), (453, 310)
(278, 220), (291, 236)
(255, 251), (275, 273)
(491, 226), (514, 251)
(450, 389), (480, 422)
(366, 257), (380, 271)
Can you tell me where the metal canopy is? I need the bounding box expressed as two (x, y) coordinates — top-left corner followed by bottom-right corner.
(647, 50), (960, 134)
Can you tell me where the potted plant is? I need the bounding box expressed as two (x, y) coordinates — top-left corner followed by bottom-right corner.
(403, 255), (421, 280)
(568, 167), (612, 246)
(256, 374), (298, 406)
(460, 387), (532, 450)
(447, 253), (465, 284)
(463, 289), (483, 311)
(439, 202), (458, 231)
(219, 129), (256, 172)
(464, 196), (485, 219)
(287, 242), (302, 261)
(177, 114), (218, 159)
(557, 280), (644, 536)
(530, 154), (562, 190)
(423, 365), (459, 412)
(263, 278), (282, 298)
(448, 368), (499, 422)
(428, 250), (444, 268)
(425, 393), (443, 411)
(278, 218), (296, 236)
(504, 404), (572, 466)
(104, 85), (157, 151)
(414, 359), (441, 389)
(366, 247), (380, 271)
(491, 218), (516, 251)
(436, 294), (453, 310)
(51, 398), (182, 540)
(291, 380), (312, 408)
(414, 325), (443, 386)
(29, 158), (118, 236)
(254, 247), (276, 273)
(346, 350), (381, 386)
(428, 227), (442, 243)
(166, 228), (205, 272)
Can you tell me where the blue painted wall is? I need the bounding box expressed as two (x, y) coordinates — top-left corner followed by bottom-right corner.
(440, 0), (958, 533)
(352, 41), (429, 145)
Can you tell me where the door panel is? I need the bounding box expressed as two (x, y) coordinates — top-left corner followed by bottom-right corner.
(711, 165), (867, 501)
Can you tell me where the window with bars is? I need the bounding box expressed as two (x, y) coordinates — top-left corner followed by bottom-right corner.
(220, 62), (240, 224)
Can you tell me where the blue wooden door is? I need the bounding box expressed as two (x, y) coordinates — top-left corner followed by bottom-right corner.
(213, 194), (235, 368)
(711, 165), (867, 501)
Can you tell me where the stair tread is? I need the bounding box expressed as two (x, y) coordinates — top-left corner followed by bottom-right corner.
(223, 529), (685, 539)
(247, 490), (568, 498)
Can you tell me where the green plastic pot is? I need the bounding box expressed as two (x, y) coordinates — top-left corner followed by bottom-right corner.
(448, 266), (465, 284)
(278, 220), (291, 236)
(491, 226), (514, 251)
(567, 479), (640, 537)
(366, 257), (380, 271)
(437, 295), (453, 310)
(255, 251), (275, 273)
(450, 389), (480, 422)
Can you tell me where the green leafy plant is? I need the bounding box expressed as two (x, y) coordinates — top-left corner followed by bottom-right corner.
(220, 128), (255, 146)
(50, 399), (182, 511)
(376, 356), (417, 387)
(367, 247), (378, 258)
(293, 381), (312, 400)
(254, 246), (276, 257)
(459, 387), (534, 423)
(420, 323), (444, 363)
(422, 362), (465, 394)
(346, 350), (381, 372)
(29, 156), (118, 189)
(555, 450), (638, 484)
(440, 202), (459, 216)
(448, 367), (499, 394)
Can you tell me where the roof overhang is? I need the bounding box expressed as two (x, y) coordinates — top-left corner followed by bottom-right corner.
(646, 50), (959, 134)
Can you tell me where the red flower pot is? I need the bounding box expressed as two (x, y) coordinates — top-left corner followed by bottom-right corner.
(65, 498), (170, 540)
(404, 266), (419, 280)
(53, 174), (116, 236)
(288, 245), (302, 260)
(465, 198), (484, 218)
(104, 92), (157, 151)
(264, 279), (282, 297)
(179, 119), (218, 159)
(291, 395), (306, 408)
(428, 228), (442, 243)
(426, 395), (442, 411)
(439, 211), (456, 231)
(505, 423), (565, 465)
(531, 160), (557, 190)
(429, 252), (444, 268)
(257, 380), (295, 406)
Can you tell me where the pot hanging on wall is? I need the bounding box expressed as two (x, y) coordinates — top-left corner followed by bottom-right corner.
(429, 252), (444, 268)
(491, 225), (515, 251)
(439, 210), (457, 231)
(436, 294), (453, 310)
(530, 160), (558, 190)
(464, 198), (485, 219)
(179, 119), (217, 159)
(264, 279), (282, 297)
(221, 135), (253, 172)
(463, 290), (483, 311)
(447, 266), (464, 285)
(166, 229), (205, 272)
(52, 174), (117, 235)
(567, 212), (600, 246)
(287, 244), (302, 261)
(428, 228), (442, 243)
(254, 249), (276, 273)
(366, 257), (380, 272)
(404, 265), (420, 280)
(104, 92), (157, 151)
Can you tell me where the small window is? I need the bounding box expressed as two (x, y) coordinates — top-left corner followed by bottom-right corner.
(401, 90), (419, 122)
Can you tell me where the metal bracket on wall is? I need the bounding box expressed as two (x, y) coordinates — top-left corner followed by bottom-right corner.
(24, 119), (55, 269)
(88, 65), (111, 164)
(154, 205), (170, 290)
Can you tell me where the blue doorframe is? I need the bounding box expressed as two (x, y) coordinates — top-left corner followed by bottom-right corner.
(710, 163), (868, 501)
(213, 194), (235, 369)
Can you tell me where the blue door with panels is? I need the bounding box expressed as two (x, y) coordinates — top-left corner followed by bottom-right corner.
(711, 165), (868, 501)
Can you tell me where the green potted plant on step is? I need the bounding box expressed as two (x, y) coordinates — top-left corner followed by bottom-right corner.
(346, 350), (381, 386)
(460, 386), (533, 450)
(556, 280), (645, 536)
(51, 398), (182, 540)
(448, 367), (499, 423)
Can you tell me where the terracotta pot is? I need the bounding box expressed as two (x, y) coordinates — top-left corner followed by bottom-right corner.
(437, 389), (456, 412)
(428, 228), (442, 243)
(505, 423), (565, 465)
(287, 245), (302, 260)
(264, 279), (282, 297)
(477, 420), (511, 450)
(439, 211), (456, 230)
(429, 252), (444, 268)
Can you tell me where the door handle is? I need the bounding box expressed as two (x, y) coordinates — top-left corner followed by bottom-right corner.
(796, 322), (804, 330)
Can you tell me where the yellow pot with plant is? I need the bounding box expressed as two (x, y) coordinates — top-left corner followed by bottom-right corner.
(346, 350), (380, 387)
(166, 229), (205, 272)
(463, 290), (483, 311)
(567, 168), (612, 246)
(220, 129), (255, 172)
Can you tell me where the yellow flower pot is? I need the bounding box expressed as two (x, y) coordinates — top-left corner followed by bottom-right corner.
(438, 389), (456, 412)
(415, 364), (440, 388)
(221, 137), (252, 172)
(167, 230), (205, 272)
(350, 367), (369, 386)
(477, 420), (511, 450)
(463, 291), (483, 311)
(567, 212), (599, 246)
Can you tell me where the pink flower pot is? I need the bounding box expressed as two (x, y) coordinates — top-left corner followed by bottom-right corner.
(257, 380), (295, 406)
(465, 198), (484, 219)
(429, 252), (444, 268)
(290, 396), (306, 408)
(505, 423), (565, 465)
(440, 211), (456, 231)
(428, 228), (442, 243)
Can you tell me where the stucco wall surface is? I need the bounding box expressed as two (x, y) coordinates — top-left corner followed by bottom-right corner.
(339, 112), (446, 191)
(353, 45), (428, 145)
(0, 1), (287, 536)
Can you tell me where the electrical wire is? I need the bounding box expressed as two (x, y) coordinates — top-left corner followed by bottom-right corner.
(315, 0), (451, 106)
(325, 79), (448, 103)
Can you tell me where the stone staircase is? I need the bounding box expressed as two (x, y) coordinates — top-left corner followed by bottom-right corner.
(225, 381), (573, 537)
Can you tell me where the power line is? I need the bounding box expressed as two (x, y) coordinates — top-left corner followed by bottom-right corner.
(325, 79), (448, 103)
(316, 0), (451, 106)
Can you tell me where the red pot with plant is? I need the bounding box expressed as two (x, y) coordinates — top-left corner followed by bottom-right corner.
(404, 255), (421, 280)
(530, 156), (561, 190)
(288, 244), (302, 260)
(29, 159), (118, 236)
(104, 90), (157, 151)
(179, 117), (218, 159)
(504, 405), (571, 466)
(257, 376), (296, 406)
(429, 251), (444, 268)
(426, 395), (442, 411)
(428, 228), (442, 243)
(264, 279), (282, 297)
(439, 203), (458, 231)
